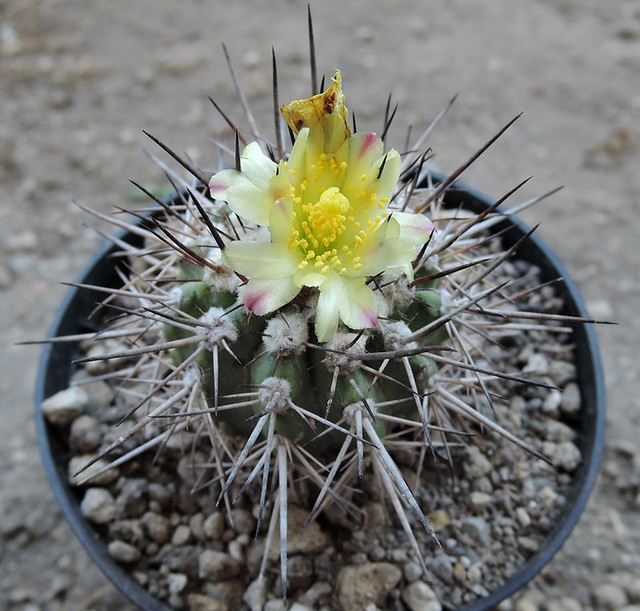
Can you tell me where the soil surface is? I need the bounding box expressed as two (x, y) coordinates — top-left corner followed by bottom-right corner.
(2, 1), (639, 610)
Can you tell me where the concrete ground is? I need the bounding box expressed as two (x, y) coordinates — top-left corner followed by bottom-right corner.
(1, 0), (639, 609)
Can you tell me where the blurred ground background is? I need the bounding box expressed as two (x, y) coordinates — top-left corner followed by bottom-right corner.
(1, 0), (639, 609)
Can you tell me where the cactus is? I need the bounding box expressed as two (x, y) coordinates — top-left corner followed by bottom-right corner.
(57, 20), (599, 606)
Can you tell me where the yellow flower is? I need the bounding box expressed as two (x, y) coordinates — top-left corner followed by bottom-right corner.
(210, 72), (434, 342)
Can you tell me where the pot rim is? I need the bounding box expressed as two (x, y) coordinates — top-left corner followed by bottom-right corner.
(34, 175), (605, 611)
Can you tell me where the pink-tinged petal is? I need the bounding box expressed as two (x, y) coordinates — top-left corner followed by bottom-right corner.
(209, 169), (241, 199)
(209, 144), (277, 225)
(340, 280), (378, 329)
(341, 132), (390, 191)
(241, 278), (300, 315)
(315, 276), (378, 341)
(393, 211), (436, 245)
(222, 241), (299, 279)
(348, 132), (384, 168)
(359, 132), (378, 156)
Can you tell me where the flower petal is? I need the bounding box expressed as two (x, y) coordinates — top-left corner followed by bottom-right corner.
(241, 278), (300, 315)
(222, 241), (299, 279)
(268, 190), (294, 244)
(209, 142), (277, 226)
(352, 219), (416, 278)
(314, 281), (342, 343)
(393, 211), (435, 246)
(280, 71), (350, 148)
(209, 168), (241, 199)
(240, 141), (278, 190)
(338, 278), (378, 330)
(374, 149), (401, 200)
(286, 127), (309, 175)
(315, 276), (377, 342)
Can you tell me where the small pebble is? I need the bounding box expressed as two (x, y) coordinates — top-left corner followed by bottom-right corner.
(542, 389), (562, 415)
(187, 593), (226, 611)
(542, 441), (582, 472)
(553, 597), (583, 611)
(228, 538), (244, 562)
(336, 563), (402, 609)
(523, 353), (549, 375)
(548, 360), (576, 386)
(6, 230), (38, 251)
(464, 446), (492, 478)
(430, 554), (454, 584)
(402, 580), (442, 611)
(243, 576), (267, 611)
(515, 593), (542, 611)
(203, 512), (225, 539)
(108, 539), (141, 563)
(515, 507), (532, 528)
(561, 383), (581, 415)
(115, 478), (148, 517)
(41, 386), (88, 425)
(198, 550), (242, 581)
(167, 572), (188, 595)
(80, 488), (115, 524)
(301, 581), (332, 605)
(459, 516), (492, 546)
(141, 511), (170, 544)
(592, 582), (629, 610)
(69, 415), (102, 452)
(543, 419), (576, 442)
(189, 512), (206, 541)
(518, 536), (540, 553)
(453, 562), (466, 582)
(83, 340), (129, 375)
(171, 524), (192, 546)
(403, 560), (423, 583)
(68, 455), (119, 486)
(426, 509), (451, 531)
(469, 491), (492, 510)
(230, 508), (256, 535)
(267, 505), (328, 559)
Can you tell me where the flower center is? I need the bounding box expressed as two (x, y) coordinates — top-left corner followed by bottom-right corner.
(309, 187), (349, 244)
(288, 186), (364, 276)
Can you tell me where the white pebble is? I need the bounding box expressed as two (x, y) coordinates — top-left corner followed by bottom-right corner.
(167, 572), (188, 595)
(243, 576), (267, 611)
(402, 580), (442, 611)
(171, 524), (192, 546)
(561, 383), (581, 415)
(592, 582), (629, 610)
(108, 540), (141, 563)
(515, 507), (532, 528)
(41, 386), (88, 425)
(80, 488), (115, 524)
(542, 441), (582, 472)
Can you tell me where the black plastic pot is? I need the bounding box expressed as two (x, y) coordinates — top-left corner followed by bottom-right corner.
(35, 178), (605, 611)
